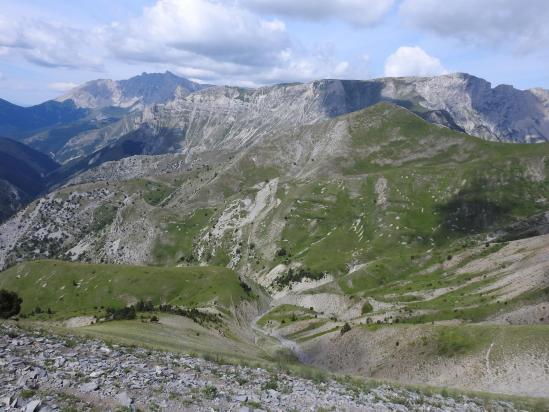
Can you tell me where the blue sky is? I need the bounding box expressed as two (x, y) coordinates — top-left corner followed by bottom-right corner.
(1, 0), (548, 105)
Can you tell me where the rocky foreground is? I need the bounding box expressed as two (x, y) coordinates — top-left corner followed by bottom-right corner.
(0, 323), (525, 412)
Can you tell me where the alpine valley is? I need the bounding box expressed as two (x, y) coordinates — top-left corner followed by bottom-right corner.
(2, 71), (549, 411)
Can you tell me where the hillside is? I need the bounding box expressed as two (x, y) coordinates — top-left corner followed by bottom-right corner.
(1, 101), (549, 400)
(5, 323), (543, 412)
(0, 137), (59, 222)
(0, 260), (251, 318)
(40, 72), (547, 176)
(2, 103), (548, 278)
(0, 98), (88, 139)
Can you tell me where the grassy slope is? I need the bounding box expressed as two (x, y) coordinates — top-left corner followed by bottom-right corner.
(75, 314), (268, 362)
(280, 104), (549, 271)
(0, 260), (249, 318)
(265, 105), (549, 321)
(137, 103), (549, 324)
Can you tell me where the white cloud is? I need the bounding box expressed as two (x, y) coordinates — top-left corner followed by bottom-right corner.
(384, 46), (447, 77)
(104, 0), (290, 67)
(0, 0), (369, 85)
(101, 0), (363, 84)
(0, 15), (103, 69)
(48, 82), (79, 92)
(241, 0), (394, 27)
(399, 0), (549, 53)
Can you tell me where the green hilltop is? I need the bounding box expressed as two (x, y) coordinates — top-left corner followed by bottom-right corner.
(0, 260), (251, 319)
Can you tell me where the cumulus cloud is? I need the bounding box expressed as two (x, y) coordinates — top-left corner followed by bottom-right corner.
(399, 0), (549, 52)
(241, 0), (394, 27)
(48, 82), (79, 92)
(0, 0), (367, 85)
(102, 0), (291, 68)
(100, 0), (360, 84)
(384, 46), (447, 77)
(0, 15), (103, 69)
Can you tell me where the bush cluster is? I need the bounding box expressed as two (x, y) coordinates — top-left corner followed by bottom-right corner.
(239, 278), (252, 294)
(135, 299), (154, 312)
(274, 268), (324, 290)
(340, 322), (352, 335)
(105, 306), (136, 320)
(361, 302), (373, 314)
(158, 305), (221, 326)
(0, 289), (22, 319)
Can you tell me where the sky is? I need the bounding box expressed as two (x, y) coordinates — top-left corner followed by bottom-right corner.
(1, 0), (549, 105)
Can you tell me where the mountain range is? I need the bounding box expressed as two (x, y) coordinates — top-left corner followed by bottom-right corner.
(0, 137), (59, 222)
(1, 71), (549, 400)
(0, 70), (546, 225)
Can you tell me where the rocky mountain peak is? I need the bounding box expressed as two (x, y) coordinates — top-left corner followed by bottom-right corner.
(56, 71), (212, 110)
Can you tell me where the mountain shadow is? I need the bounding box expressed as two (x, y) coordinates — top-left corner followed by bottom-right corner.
(435, 177), (515, 236)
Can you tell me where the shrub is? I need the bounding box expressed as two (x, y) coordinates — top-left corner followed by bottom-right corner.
(150, 315), (159, 323)
(135, 299), (154, 312)
(239, 278), (252, 294)
(202, 385), (218, 399)
(106, 306), (136, 320)
(0, 290), (22, 318)
(158, 305), (221, 326)
(276, 248), (287, 257)
(340, 322), (352, 335)
(262, 377), (278, 391)
(20, 389), (35, 399)
(361, 302), (373, 314)
(273, 267), (324, 290)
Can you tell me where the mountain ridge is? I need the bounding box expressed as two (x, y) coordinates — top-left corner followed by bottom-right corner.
(0, 136), (60, 222)
(1, 101), (549, 400)
(55, 71), (212, 110)
(0, 71), (547, 171)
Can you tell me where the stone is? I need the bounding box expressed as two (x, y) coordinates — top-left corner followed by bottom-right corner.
(79, 381), (99, 393)
(116, 391), (133, 407)
(11, 397), (22, 408)
(234, 394), (248, 402)
(24, 399), (41, 412)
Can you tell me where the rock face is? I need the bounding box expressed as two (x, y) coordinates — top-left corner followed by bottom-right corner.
(382, 73), (549, 143)
(0, 324), (522, 411)
(56, 71), (212, 110)
(32, 72), (549, 168)
(3, 72), (547, 173)
(120, 74), (549, 164)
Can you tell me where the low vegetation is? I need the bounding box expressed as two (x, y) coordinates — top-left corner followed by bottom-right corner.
(0, 289), (22, 318)
(273, 268), (325, 290)
(0, 260), (252, 319)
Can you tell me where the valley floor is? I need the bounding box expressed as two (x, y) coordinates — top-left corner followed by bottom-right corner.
(1, 322), (547, 412)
